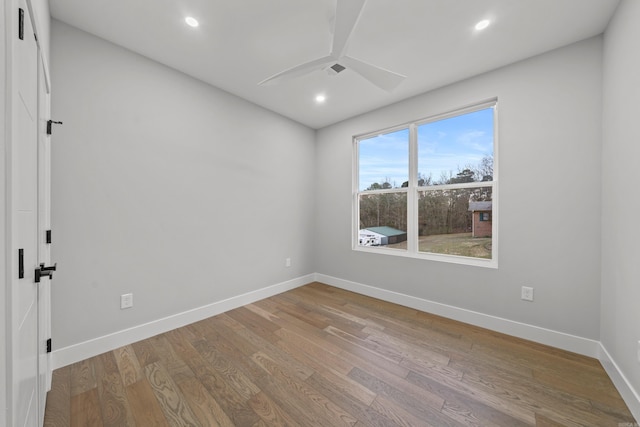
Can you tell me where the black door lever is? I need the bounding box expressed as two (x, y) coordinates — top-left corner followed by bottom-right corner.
(46, 120), (63, 135)
(35, 263), (57, 283)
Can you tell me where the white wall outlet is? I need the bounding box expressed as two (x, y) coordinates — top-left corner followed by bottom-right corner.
(285, 257), (291, 268)
(120, 293), (133, 309)
(521, 286), (534, 302)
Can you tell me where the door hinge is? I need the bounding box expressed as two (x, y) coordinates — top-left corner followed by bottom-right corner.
(46, 339), (52, 353)
(47, 120), (63, 135)
(46, 230), (52, 244)
(18, 249), (24, 279)
(18, 8), (24, 40)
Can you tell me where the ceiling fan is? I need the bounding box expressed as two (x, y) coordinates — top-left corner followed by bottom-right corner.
(258, 0), (406, 92)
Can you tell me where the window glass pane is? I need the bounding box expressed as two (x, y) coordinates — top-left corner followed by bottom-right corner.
(359, 128), (409, 191)
(418, 108), (494, 186)
(358, 192), (407, 249)
(418, 187), (492, 259)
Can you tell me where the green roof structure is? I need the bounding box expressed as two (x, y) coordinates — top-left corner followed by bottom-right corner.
(364, 226), (406, 237)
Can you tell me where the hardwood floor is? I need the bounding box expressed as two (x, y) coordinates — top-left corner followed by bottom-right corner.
(44, 282), (637, 426)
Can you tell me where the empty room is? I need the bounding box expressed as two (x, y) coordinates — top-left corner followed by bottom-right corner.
(2, 0), (639, 425)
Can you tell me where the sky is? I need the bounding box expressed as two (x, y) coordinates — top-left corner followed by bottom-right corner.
(358, 107), (494, 191)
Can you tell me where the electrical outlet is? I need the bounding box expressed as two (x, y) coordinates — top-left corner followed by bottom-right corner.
(285, 257), (291, 268)
(521, 286), (534, 302)
(120, 293), (133, 309)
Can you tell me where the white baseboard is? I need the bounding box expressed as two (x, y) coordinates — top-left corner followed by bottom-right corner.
(315, 273), (601, 358)
(599, 344), (640, 422)
(52, 274), (314, 369)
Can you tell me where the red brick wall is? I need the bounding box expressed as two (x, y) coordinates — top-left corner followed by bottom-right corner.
(473, 212), (492, 237)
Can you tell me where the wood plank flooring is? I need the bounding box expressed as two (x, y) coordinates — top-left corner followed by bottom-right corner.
(44, 282), (637, 426)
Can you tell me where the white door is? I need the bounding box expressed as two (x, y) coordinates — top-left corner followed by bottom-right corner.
(10, 0), (47, 425)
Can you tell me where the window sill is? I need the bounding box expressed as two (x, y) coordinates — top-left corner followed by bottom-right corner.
(353, 245), (498, 269)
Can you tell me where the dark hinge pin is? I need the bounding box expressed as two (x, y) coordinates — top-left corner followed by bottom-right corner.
(18, 249), (24, 279)
(18, 8), (24, 40)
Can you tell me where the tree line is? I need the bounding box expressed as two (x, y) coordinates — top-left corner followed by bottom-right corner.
(360, 157), (493, 237)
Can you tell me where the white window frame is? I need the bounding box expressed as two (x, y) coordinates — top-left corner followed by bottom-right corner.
(353, 99), (498, 268)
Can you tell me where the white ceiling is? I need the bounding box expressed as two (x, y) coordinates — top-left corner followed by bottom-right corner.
(49, 0), (620, 129)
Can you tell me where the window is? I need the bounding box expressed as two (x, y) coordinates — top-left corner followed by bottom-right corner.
(354, 100), (497, 267)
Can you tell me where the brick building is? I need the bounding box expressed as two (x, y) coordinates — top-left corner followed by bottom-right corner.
(469, 201), (492, 237)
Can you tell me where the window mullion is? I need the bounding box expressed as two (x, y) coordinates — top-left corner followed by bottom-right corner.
(407, 124), (418, 254)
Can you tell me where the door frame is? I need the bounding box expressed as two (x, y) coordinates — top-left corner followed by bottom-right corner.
(36, 36), (52, 426)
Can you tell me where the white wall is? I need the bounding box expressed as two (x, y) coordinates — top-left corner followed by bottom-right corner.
(316, 37), (603, 341)
(602, 0), (640, 407)
(50, 21), (316, 351)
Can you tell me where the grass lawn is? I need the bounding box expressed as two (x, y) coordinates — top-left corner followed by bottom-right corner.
(388, 232), (492, 259)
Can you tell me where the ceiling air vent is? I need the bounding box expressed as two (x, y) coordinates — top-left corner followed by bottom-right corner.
(330, 63), (346, 74)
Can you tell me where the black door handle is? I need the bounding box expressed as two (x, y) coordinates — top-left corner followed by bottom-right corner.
(35, 263), (57, 283)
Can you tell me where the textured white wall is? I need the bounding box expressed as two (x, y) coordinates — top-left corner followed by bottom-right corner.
(602, 0), (640, 401)
(50, 21), (316, 349)
(315, 37), (603, 340)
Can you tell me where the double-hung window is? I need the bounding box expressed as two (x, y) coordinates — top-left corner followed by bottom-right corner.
(354, 100), (497, 267)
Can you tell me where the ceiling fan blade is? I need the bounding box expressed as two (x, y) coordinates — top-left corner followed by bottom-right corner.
(258, 55), (336, 86)
(341, 56), (406, 92)
(331, 0), (367, 58)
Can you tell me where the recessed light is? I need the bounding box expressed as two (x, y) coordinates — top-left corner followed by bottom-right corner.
(185, 16), (199, 28)
(475, 19), (490, 31)
(315, 94), (326, 103)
